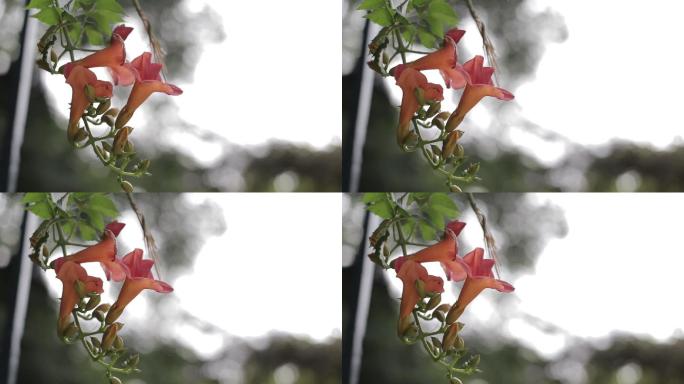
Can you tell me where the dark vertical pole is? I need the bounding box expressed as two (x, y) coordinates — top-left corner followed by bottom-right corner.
(342, 20), (379, 192)
(0, 1), (37, 192)
(342, 211), (378, 384)
(0, 209), (35, 384)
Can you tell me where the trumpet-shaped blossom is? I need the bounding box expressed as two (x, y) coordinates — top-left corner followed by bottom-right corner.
(52, 225), (128, 282)
(115, 52), (183, 129)
(449, 247), (514, 322)
(105, 248), (173, 324)
(396, 220), (470, 281)
(62, 25), (136, 86)
(395, 259), (444, 321)
(65, 66), (113, 139)
(395, 67), (443, 145)
(446, 55), (514, 131)
(56, 260), (103, 331)
(401, 28), (468, 89)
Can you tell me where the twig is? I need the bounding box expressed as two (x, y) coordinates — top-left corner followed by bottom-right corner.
(466, 193), (501, 279)
(124, 192), (162, 279)
(464, 0), (499, 85)
(131, 0), (167, 80)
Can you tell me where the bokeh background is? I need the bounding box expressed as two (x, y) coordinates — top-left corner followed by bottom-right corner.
(0, 193), (341, 383)
(0, 0), (340, 191)
(343, 0), (684, 191)
(343, 193), (684, 383)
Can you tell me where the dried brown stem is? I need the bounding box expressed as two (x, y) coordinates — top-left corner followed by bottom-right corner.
(131, 0), (167, 80)
(125, 192), (162, 279)
(466, 193), (501, 279)
(464, 0), (499, 85)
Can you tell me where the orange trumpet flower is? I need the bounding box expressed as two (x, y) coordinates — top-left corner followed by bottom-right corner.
(56, 260), (103, 332)
(65, 66), (113, 140)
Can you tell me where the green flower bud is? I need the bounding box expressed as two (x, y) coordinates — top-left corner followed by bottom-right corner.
(432, 118), (445, 130)
(96, 99), (111, 115)
(442, 323), (460, 351)
(125, 353), (140, 368)
(73, 280), (87, 298)
(101, 115), (115, 127)
(101, 324), (118, 351)
(426, 102), (441, 118)
(85, 295), (101, 311)
(50, 49), (58, 64)
(435, 111), (450, 121)
(446, 303), (464, 324)
(426, 294), (441, 310)
(120, 180), (134, 193)
(113, 127), (130, 155)
(84, 84), (96, 103)
(104, 108), (120, 117)
(435, 304), (451, 313)
(413, 87), (426, 105)
(41, 244), (49, 257)
(114, 335), (124, 350)
(109, 376), (122, 384)
(62, 322), (78, 339)
(415, 279), (426, 298)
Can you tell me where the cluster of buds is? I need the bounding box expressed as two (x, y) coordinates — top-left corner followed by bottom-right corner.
(29, 220), (173, 383)
(35, 24), (182, 189)
(370, 219), (514, 382)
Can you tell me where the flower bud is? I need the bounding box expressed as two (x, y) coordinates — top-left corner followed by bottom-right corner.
(74, 280), (87, 298)
(50, 49), (58, 64)
(109, 376), (122, 384)
(61, 322), (78, 339)
(435, 111), (450, 121)
(397, 316), (413, 337)
(442, 323), (460, 350)
(101, 324), (119, 351)
(114, 335), (124, 350)
(36, 59), (51, 72)
(115, 106), (133, 130)
(139, 159), (151, 173)
(415, 279), (426, 298)
(124, 141), (135, 153)
(441, 130), (463, 159)
(120, 180), (134, 193)
(106, 304), (124, 324)
(413, 87), (426, 105)
(93, 310), (105, 322)
(101, 114), (115, 127)
(433, 310), (445, 322)
(104, 108), (120, 117)
(96, 99), (111, 115)
(466, 162), (480, 176)
(84, 84), (96, 103)
(113, 127), (130, 155)
(432, 118), (445, 130)
(446, 303), (464, 324)
(449, 184), (463, 193)
(426, 102), (441, 118)
(435, 304), (450, 313)
(85, 295), (101, 311)
(41, 244), (49, 257)
(450, 377), (464, 384)
(95, 303), (111, 313)
(426, 294), (441, 310)
(90, 336), (101, 349)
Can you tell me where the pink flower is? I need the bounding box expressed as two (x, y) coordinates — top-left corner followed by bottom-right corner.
(395, 220), (470, 282)
(395, 259), (444, 323)
(446, 55), (514, 131)
(61, 25), (136, 86)
(400, 28), (469, 89)
(105, 248), (174, 323)
(56, 260), (103, 332)
(448, 247), (514, 322)
(115, 52), (183, 129)
(394, 67), (444, 145)
(65, 66), (113, 140)
(52, 224), (129, 282)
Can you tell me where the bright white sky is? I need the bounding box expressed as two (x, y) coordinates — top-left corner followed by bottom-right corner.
(384, 194), (684, 359)
(383, 0), (684, 166)
(42, 193), (342, 358)
(41, 0), (341, 166)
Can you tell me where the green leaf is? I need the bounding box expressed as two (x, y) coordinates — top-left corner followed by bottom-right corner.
(368, 199), (394, 219)
(418, 220), (436, 241)
(429, 193), (459, 218)
(411, 0), (430, 8)
(417, 28), (437, 48)
(401, 219), (416, 239)
(91, 9), (124, 34)
(85, 209), (105, 232)
(366, 7), (393, 27)
(22, 193), (49, 203)
(32, 7), (60, 25)
(426, 207), (445, 231)
(93, 0), (124, 14)
(85, 26), (104, 46)
(27, 201), (52, 219)
(363, 192), (387, 204)
(428, 0), (458, 23)
(78, 222), (98, 241)
(88, 194), (118, 217)
(357, 0), (385, 10)
(26, 0), (52, 9)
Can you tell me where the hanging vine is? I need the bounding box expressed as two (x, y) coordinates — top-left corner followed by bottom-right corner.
(23, 192), (173, 384)
(363, 192), (514, 383)
(358, 0), (514, 191)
